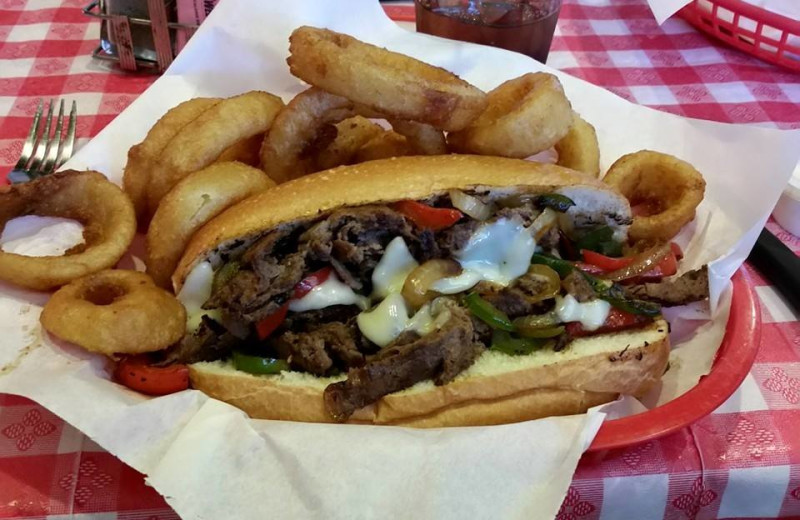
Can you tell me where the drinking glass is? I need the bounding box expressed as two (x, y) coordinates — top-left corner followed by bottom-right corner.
(415, 0), (563, 63)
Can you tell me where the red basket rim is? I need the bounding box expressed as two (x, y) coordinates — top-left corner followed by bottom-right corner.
(588, 267), (761, 451)
(700, 0), (800, 34)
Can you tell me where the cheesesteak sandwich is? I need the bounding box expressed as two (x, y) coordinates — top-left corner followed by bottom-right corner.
(166, 155), (708, 426)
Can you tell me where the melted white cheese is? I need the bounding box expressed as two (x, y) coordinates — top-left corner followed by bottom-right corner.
(430, 218), (536, 293)
(371, 237), (418, 299)
(429, 270), (483, 294)
(289, 273), (369, 313)
(411, 300), (452, 335)
(405, 303), (434, 335)
(555, 295), (611, 331)
(177, 261), (219, 332)
(356, 297), (448, 347)
(357, 293), (410, 347)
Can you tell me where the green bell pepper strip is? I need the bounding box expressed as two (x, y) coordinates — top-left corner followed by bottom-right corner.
(581, 272), (663, 317)
(212, 261), (241, 295)
(512, 312), (560, 331)
(530, 254), (575, 278)
(490, 330), (552, 355)
(536, 193), (575, 213)
(530, 254), (662, 317)
(574, 226), (623, 257)
(515, 324), (565, 339)
(464, 293), (515, 331)
(232, 351), (290, 375)
(605, 297), (662, 317)
(593, 282), (662, 317)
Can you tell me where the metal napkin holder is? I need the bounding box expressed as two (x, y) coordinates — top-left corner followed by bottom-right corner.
(83, 0), (198, 72)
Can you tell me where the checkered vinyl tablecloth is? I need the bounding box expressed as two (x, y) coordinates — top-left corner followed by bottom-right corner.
(1, 0), (799, 518)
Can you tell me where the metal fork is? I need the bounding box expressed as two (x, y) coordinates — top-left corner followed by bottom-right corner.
(8, 99), (77, 184)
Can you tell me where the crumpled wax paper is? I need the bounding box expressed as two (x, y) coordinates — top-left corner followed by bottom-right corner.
(1, 0), (799, 518)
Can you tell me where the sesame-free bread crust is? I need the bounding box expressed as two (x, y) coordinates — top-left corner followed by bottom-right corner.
(173, 155), (630, 291)
(189, 319), (668, 427)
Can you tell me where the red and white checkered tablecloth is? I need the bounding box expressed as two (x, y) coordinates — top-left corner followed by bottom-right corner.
(1, 0), (799, 518)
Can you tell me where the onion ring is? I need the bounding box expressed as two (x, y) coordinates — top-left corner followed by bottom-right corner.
(350, 120), (446, 163)
(146, 91), (284, 221)
(603, 150), (706, 241)
(146, 161), (275, 289)
(40, 270), (186, 356)
(388, 119), (448, 155)
(313, 116), (384, 171)
(448, 72), (573, 158)
(353, 131), (410, 163)
(260, 87), (357, 183)
(555, 113), (600, 177)
(214, 132), (265, 167)
(287, 26), (487, 132)
(261, 88), (450, 183)
(124, 98), (220, 223)
(0, 170), (136, 291)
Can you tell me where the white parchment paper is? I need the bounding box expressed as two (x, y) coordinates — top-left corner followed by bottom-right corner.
(1, 0), (799, 518)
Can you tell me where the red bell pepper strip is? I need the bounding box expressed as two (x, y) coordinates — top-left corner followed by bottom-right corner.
(580, 243), (681, 281)
(293, 266), (333, 299)
(256, 303), (289, 340)
(581, 250), (631, 271)
(565, 308), (652, 338)
(392, 200), (463, 231)
(115, 355), (189, 396)
(574, 261), (606, 276)
(255, 267), (334, 340)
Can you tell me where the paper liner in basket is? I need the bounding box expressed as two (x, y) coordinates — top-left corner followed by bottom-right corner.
(1, 0), (800, 518)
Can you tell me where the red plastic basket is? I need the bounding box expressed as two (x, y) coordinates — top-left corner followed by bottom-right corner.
(588, 268), (760, 451)
(680, 0), (800, 71)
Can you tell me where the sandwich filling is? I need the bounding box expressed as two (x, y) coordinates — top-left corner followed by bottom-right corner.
(164, 190), (709, 421)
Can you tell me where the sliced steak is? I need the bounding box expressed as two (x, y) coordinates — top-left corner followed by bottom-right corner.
(204, 249), (308, 322)
(624, 266), (709, 306)
(272, 321), (364, 375)
(437, 206), (536, 257)
(283, 305), (361, 332)
(415, 228), (439, 263)
(475, 281), (533, 318)
(553, 333), (571, 352)
(323, 304), (483, 421)
(561, 270), (596, 302)
(538, 226), (560, 251)
(205, 226), (310, 323)
(301, 205), (427, 285)
(437, 219), (479, 256)
(157, 317), (239, 366)
(323, 323), (366, 369)
(475, 270), (556, 318)
(208, 205), (439, 325)
(470, 314), (493, 345)
(243, 226), (297, 266)
(273, 329), (332, 375)
(330, 258), (362, 290)
(495, 204), (539, 226)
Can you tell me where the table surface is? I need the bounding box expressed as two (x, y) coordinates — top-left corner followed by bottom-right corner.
(1, 0), (800, 518)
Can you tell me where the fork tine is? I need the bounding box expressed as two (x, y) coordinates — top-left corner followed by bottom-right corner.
(26, 99), (55, 174)
(57, 100), (77, 168)
(40, 100), (65, 175)
(12, 99), (44, 170)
